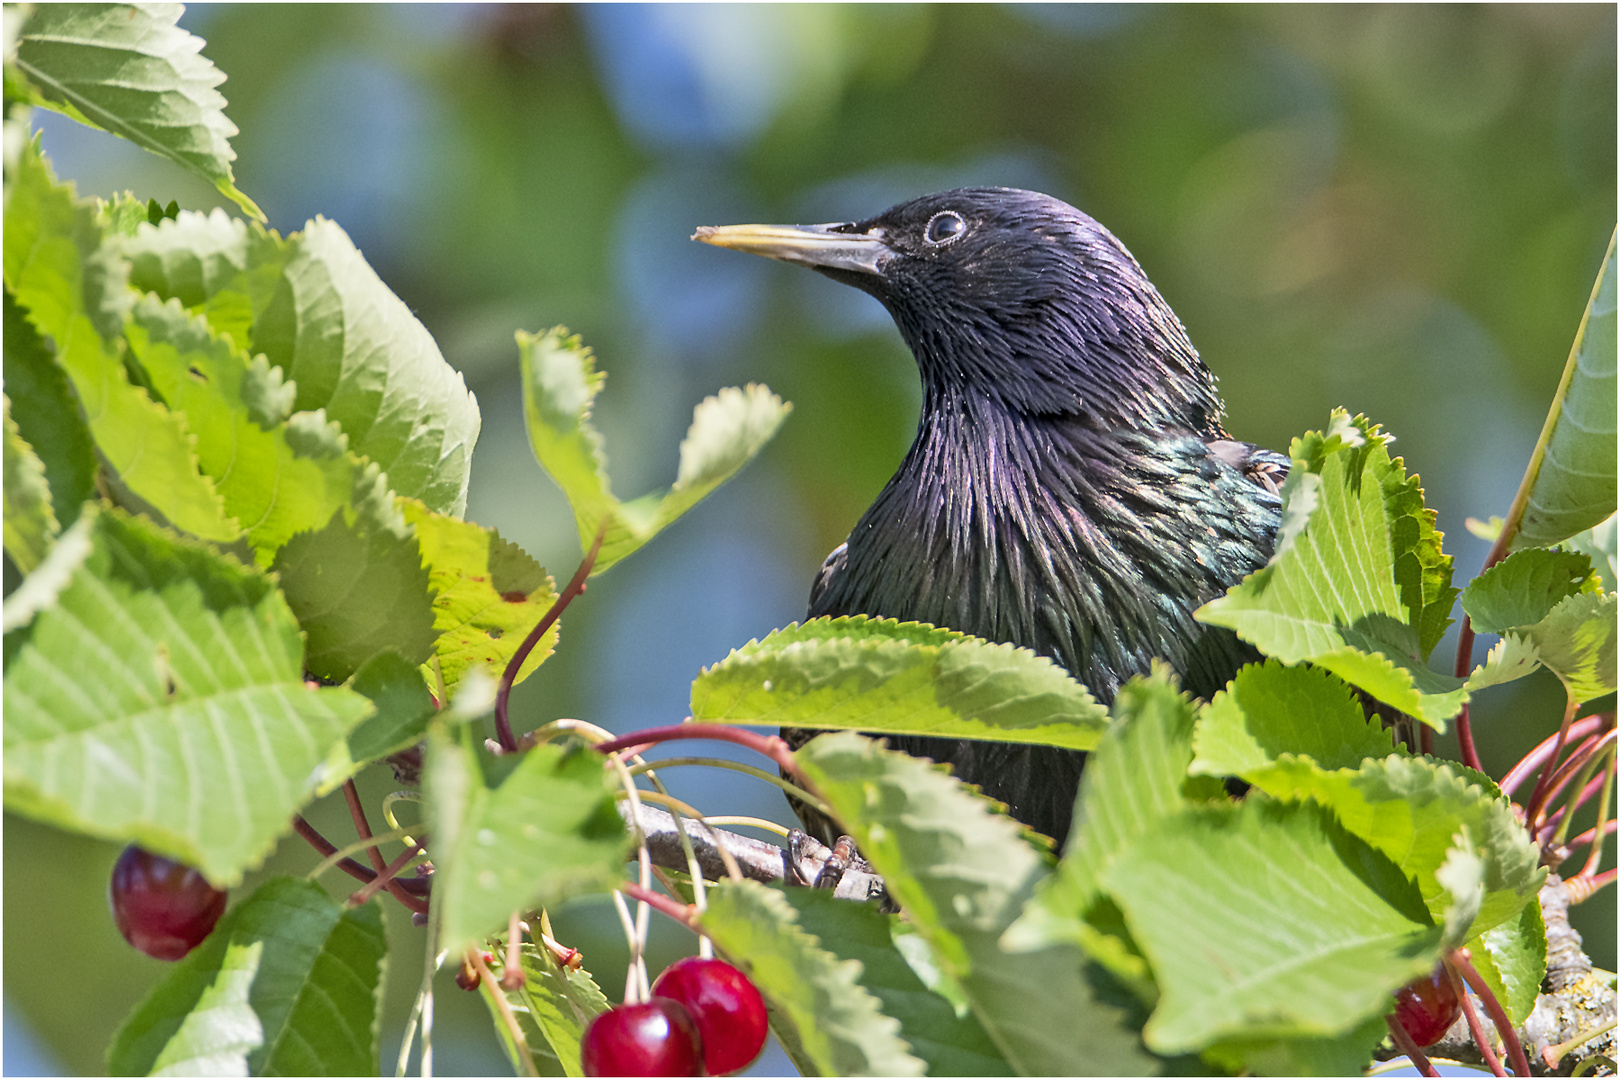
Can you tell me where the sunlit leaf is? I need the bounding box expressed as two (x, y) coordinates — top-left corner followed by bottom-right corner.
(11, 3), (263, 219)
(3, 509), (372, 884)
(1198, 411), (1465, 727)
(698, 879), (925, 1077)
(1467, 898), (1547, 1027)
(107, 877), (387, 1076)
(3, 394), (58, 572)
(3, 289), (96, 535)
(519, 327), (790, 573)
(495, 939), (611, 1078)
(691, 615), (1109, 748)
(1461, 548), (1597, 635)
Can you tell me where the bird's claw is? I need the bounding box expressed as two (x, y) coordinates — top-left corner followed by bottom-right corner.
(785, 830), (895, 910)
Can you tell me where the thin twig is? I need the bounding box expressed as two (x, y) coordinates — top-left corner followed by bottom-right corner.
(596, 723), (803, 783)
(1453, 950), (1532, 1077)
(495, 522), (607, 752)
(1531, 728), (1617, 831)
(620, 880), (698, 929)
(1386, 1014), (1441, 1078)
(471, 949), (539, 1078)
(1449, 961), (1508, 1077)
(1526, 695), (1582, 829)
(348, 842), (427, 908)
(1501, 715), (1611, 797)
(293, 815), (377, 886)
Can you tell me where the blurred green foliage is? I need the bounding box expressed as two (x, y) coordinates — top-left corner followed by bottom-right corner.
(6, 4), (1613, 1075)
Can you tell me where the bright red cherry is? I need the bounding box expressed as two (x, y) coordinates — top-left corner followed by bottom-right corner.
(1392, 965), (1463, 1047)
(651, 957), (768, 1075)
(108, 845), (227, 961)
(581, 999), (703, 1077)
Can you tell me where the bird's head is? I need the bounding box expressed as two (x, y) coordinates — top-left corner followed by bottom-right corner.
(696, 187), (1223, 431)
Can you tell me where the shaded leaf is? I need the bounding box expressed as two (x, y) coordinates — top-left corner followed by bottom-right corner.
(4, 137), (238, 543)
(1201, 1015), (1389, 1078)
(108, 877), (387, 1076)
(425, 729), (628, 951)
(1461, 549), (1597, 635)
(691, 615), (1109, 749)
(1512, 232), (1617, 550)
(3, 394), (59, 572)
(519, 327), (789, 573)
(3, 509), (372, 884)
(782, 882), (1012, 1076)
(1103, 799), (1438, 1055)
(1467, 896), (1547, 1027)
(1, 501), (96, 634)
(1563, 513), (1617, 593)
(11, 3), (262, 219)
(3, 288), (97, 533)
(344, 649), (437, 767)
(1198, 412), (1465, 727)
(698, 879), (925, 1077)
(271, 465), (437, 683)
(795, 731), (1159, 1076)
(1525, 590), (1616, 703)
(399, 498), (558, 698)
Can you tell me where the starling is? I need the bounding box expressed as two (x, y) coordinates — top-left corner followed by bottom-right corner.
(695, 188), (1286, 849)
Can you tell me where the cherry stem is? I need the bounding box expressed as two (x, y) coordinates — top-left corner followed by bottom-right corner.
(471, 948), (539, 1079)
(1451, 620), (1482, 770)
(502, 912), (525, 991)
(1529, 728), (1616, 831)
(1565, 867), (1616, 904)
(344, 779), (388, 874)
(596, 723), (802, 780)
(1447, 960), (1507, 1077)
(1538, 774), (1617, 848)
(1385, 1014), (1440, 1078)
(495, 522), (607, 753)
(1524, 694), (1581, 829)
(1501, 715), (1610, 797)
(293, 815), (377, 886)
(349, 841), (426, 908)
(1451, 950), (1531, 1077)
(619, 880), (698, 932)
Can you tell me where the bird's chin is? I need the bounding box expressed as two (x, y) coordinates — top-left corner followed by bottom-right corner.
(692, 222), (889, 278)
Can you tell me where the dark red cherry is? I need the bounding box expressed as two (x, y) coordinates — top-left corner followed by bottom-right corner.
(581, 999), (703, 1077)
(652, 957), (768, 1075)
(1392, 965), (1463, 1047)
(108, 845), (227, 961)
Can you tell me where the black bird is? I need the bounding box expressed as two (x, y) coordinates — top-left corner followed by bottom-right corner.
(695, 188), (1287, 850)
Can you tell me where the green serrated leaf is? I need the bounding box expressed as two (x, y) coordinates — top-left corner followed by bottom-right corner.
(399, 498), (558, 699)
(344, 649), (437, 767)
(1103, 799), (1438, 1055)
(1461, 548), (1596, 635)
(12, 2), (263, 219)
(272, 466), (437, 683)
(1466, 632), (1544, 692)
(1006, 666), (1216, 980)
(4, 138), (239, 544)
(691, 615), (1110, 749)
(1563, 513), (1617, 593)
(698, 879), (926, 1077)
(795, 731), (1159, 1076)
(519, 327), (790, 573)
(425, 730), (629, 952)
(3, 509), (372, 884)
(4, 289), (97, 534)
(1249, 755), (1544, 942)
(123, 293), (358, 564)
(1512, 231), (1617, 551)
(3, 394), (59, 572)
(1197, 411), (1465, 728)
(2, 506), (96, 633)
(1524, 590), (1617, 703)
(108, 877), (387, 1076)
(1467, 895), (1547, 1027)
(501, 939), (611, 1077)
(1191, 660), (1397, 779)
(781, 886), (1013, 1076)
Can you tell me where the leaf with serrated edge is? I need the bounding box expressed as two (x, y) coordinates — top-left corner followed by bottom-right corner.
(343, 650), (437, 767)
(1468, 895), (1547, 1027)
(1007, 666), (1218, 978)
(698, 879), (925, 1077)
(4, 138), (238, 544)
(2, 508), (96, 633)
(1191, 660), (1397, 779)
(3, 395), (58, 572)
(426, 730), (628, 951)
(1103, 799), (1439, 1055)
(503, 939), (610, 1077)
(12, 3), (263, 219)
(3, 510), (372, 884)
(1466, 633), (1543, 692)
(520, 327), (789, 573)
(692, 615), (1109, 748)
(1461, 549), (1596, 635)
(1513, 232), (1617, 550)
(1198, 411), (1464, 727)
(1524, 590), (1616, 703)
(795, 731), (1159, 1076)
(272, 465), (437, 683)
(107, 877), (387, 1076)
(782, 881), (1013, 1076)
(1563, 513), (1616, 593)
(399, 498), (558, 698)
(4, 290), (96, 534)
(1248, 755), (1544, 943)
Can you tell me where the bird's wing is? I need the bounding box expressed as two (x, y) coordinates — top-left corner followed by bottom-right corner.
(1207, 438), (1290, 499)
(808, 542), (849, 614)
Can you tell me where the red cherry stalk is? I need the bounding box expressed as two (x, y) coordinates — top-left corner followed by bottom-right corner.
(470, 947), (540, 1079)
(1385, 1013), (1440, 1078)
(1452, 950), (1532, 1078)
(495, 522), (607, 753)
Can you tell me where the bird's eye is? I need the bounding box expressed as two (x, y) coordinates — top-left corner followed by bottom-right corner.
(923, 211), (966, 246)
